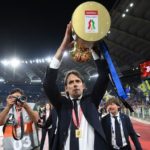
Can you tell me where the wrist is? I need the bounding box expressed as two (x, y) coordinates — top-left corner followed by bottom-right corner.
(22, 102), (28, 109)
(6, 105), (12, 110)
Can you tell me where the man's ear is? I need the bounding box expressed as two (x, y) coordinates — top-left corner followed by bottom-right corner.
(117, 105), (120, 110)
(83, 83), (87, 91)
(65, 86), (68, 92)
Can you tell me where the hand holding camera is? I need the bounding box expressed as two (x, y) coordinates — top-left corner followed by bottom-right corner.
(7, 95), (27, 108)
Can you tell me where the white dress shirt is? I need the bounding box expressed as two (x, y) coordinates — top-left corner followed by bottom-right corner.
(64, 96), (95, 150)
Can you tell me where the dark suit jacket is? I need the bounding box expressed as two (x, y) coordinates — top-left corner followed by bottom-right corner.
(101, 113), (142, 150)
(40, 109), (57, 150)
(43, 59), (109, 150)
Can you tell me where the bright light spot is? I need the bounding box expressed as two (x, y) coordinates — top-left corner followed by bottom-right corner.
(30, 60), (33, 64)
(108, 31), (111, 34)
(10, 58), (21, 68)
(130, 3), (134, 7)
(122, 13), (126, 18)
(36, 59), (39, 63)
(1, 60), (9, 66)
(0, 78), (5, 82)
(90, 74), (98, 78)
(63, 51), (68, 57)
(125, 9), (129, 12)
(31, 79), (41, 83)
(45, 57), (51, 63)
(41, 59), (45, 63)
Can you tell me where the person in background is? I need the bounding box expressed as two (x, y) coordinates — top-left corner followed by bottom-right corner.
(38, 103), (57, 150)
(101, 97), (142, 150)
(0, 88), (40, 150)
(43, 22), (110, 150)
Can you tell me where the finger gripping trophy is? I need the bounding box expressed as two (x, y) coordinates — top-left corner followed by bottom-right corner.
(71, 1), (111, 62)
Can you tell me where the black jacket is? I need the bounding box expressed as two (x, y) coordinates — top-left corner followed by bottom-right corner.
(43, 59), (109, 150)
(40, 109), (57, 150)
(101, 113), (142, 150)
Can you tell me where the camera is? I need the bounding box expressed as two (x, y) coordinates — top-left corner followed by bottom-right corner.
(39, 107), (46, 119)
(15, 95), (27, 104)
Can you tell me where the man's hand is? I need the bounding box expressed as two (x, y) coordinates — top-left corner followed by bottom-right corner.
(6, 95), (16, 108)
(54, 22), (74, 60)
(60, 22), (74, 50)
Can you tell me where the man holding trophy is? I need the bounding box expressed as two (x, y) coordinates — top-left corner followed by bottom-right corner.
(43, 2), (111, 150)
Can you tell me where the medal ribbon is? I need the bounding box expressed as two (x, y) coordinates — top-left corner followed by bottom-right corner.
(72, 107), (83, 128)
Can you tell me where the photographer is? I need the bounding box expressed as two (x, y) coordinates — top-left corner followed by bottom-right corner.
(0, 88), (40, 150)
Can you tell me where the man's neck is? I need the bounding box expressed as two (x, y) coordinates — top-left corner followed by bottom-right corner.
(70, 94), (82, 100)
(111, 111), (119, 116)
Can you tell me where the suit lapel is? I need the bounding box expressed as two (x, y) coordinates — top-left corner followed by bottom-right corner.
(80, 99), (107, 141)
(120, 113), (128, 139)
(107, 114), (112, 140)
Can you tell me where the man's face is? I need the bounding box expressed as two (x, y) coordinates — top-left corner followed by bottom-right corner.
(107, 103), (120, 115)
(65, 74), (85, 99)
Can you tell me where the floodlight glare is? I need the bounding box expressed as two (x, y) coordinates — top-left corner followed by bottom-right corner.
(0, 78), (5, 82)
(10, 58), (21, 68)
(122, 13), (126, 18)
(36, 59), (39, 63)
(130, 3), (134, 7)
(45, 57), (51, 63)
(1, 60), (9, 66)
(63, 51), (68, 57)
(90, 73), (98, 78)
(125, 9), (129, 12)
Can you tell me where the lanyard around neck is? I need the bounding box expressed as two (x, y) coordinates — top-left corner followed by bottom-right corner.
(72, 106), (83, 128)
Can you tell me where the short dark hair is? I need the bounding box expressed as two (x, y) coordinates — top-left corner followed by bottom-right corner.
(9, 88), (25, 95)
(64, 70), (84, 86)
(105, 97), (120, 108)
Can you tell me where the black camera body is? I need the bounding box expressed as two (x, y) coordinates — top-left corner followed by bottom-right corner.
(15, 96), (26, 104)
(39, 107), (46, 119)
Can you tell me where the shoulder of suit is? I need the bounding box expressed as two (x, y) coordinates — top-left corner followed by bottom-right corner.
(120, 113), (129, 119)
(101, 113), (110, 120)
(83, 94), (91, 99)
(80, 94), (92, 102)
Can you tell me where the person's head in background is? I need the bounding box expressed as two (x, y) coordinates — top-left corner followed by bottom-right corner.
(64, 70), (85, 99)
(105, 97), (121, 116)
(45, 102), (53, 111)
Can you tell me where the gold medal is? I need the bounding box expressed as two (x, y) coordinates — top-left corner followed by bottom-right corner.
(75, 129), (82, 138)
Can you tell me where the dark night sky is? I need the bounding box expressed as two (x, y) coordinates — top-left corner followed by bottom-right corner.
(0, 0), (115, 59)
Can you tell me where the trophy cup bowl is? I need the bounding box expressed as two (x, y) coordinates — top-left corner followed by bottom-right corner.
(70, 1), (111, 62)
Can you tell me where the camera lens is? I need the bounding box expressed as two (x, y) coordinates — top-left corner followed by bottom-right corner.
(20, 96), (26, 101)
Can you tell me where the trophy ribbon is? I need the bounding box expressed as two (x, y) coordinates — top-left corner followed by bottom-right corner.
(100, 41), (134, 112)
